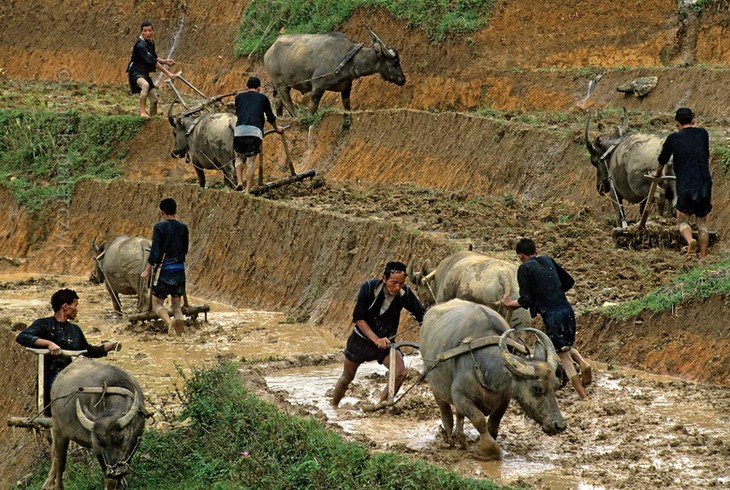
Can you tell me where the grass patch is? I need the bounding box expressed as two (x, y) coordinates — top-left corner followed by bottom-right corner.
(236, 0), (498, 57)
(602, 257), (730, 318)
(22, 361), (516, 489)
(0, 109), (143, 212)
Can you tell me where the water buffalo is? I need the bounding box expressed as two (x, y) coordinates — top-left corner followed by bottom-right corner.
(420, 299), (566, 460)
(263, 26), (406, 116)
(408, 251), (531, 330)
(44, 359), (148, 489)
(168, 101), (236, 188)
(585, 111), (675, 226)
(90, 235), (151, 314)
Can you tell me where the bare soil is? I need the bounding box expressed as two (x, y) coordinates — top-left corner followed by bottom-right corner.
(1, 0), (730, 488)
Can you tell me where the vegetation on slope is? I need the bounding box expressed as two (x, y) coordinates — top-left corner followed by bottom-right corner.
(236, 0), (497, 56)
(22, 361), (515, 490)
(603, 257), (730, 318)
(0, 108), (142, 212)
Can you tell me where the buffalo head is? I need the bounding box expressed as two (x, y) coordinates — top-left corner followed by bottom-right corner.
(76, 391), (145, 480)
(167, 99), (198, 160)
(585, 109), (629, 195)
(89, 238), (107, 284)
(499, 328), (566, 436)
(406, 258), (436, 306)
(366, 26), (406, 87)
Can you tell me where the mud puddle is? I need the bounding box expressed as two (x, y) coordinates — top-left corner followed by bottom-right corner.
(2, 272), (728, 489)
(0, 273), (340, 414)
(265, 356), (730, 490)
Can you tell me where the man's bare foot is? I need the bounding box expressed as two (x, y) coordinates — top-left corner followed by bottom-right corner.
(687, 239), (697, 255)
(140, 113), (150, 119)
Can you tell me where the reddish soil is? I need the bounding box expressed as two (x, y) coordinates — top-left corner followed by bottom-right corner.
(1, 0), (729, 488)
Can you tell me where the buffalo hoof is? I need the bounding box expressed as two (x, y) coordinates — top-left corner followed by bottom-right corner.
(475, 437), (501, 461)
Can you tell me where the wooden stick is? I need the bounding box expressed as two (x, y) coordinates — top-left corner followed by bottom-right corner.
(249, 170), (316, 195)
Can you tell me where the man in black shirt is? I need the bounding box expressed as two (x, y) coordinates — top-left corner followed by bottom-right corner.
(233, 76), (282, 192)
(126, 21), (177, 118)
(141, 198), (189, 336)
(502, 238), (591, 400)
(655, 107), (712, 258)
(331, 261), (426, 408)
(15, 289), (120, 415)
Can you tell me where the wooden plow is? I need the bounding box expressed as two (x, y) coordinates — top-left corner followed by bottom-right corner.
(166, 73), (315, 195)
(7, 348), (86, 431)
(250, 125), (316, 195)
(611, 174), (718, 250)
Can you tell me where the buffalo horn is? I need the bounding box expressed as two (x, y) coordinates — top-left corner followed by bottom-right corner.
(365, 25), (396, 59)
(167, 97), (179, 127)
(76, 399), (96, 431)
(407, 257), (415, 279)
(584, 113), (598, 157)
(117, 391), (141, 429)
(529, 327), (560, 373)
(91, 238), (100, 255)
(498, 328), (536, 378)
(422, 269), (437, 284)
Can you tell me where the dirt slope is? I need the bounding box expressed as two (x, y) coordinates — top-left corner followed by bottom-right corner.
(1, 0), (730, 486)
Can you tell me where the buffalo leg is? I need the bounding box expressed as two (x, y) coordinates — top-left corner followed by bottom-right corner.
(453, 392), (501, 460)
(43, 432), (69, 490)
(309, 88), (325, 115)
(279, 87), (296, 117)
(435, 399), (454, 445)
(453, 412), (468, 449)
(194, 165), (206, 188)
(341, 85), (352, 129)
(487, 400), (508, 440)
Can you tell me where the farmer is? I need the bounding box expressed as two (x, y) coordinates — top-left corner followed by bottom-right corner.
(141, 198), (189, 336)
(655, 107), (712, 258)
(331, 261), (426, 408)
(15, 289), (121, 415)
(233, 76), (282, 192)
(502, 238), (592, 400)
(126, 20), (177, 118)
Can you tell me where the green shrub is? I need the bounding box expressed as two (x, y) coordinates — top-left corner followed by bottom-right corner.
(236, 0), (498, 56)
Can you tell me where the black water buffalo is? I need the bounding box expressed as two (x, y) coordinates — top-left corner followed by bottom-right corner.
(90, 235), (151, 314)
(408, 251), (531, 330)
(44, 360), (148, 489)
(168, 101), (236, 188)
(585, 111), (676, 226)
(263, 26), (406, 116)
(420, 299), (566, 460)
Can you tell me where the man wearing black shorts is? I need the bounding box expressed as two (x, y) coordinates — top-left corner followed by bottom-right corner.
(655, 107), (713, 258)
(233, 76), (282, 192)
(141, 198), (189, 336)
(331, 261), (426, 408)
(502, 238), (591, 400)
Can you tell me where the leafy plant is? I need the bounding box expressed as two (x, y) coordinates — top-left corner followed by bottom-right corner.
(236, 0), (498, 57)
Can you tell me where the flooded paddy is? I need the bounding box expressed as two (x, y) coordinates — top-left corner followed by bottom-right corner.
(1, 273), (728, 489)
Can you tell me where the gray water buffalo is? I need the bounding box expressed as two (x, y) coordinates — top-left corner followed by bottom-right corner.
(168, 101), (236, 188)
(420, 299), (566, 460)
(585, 111), (675, 226)
(263, 26), (406, 116)
(408, 251), (531, 330)
(44, 360), (148, 489)
(90, 235), (151, 314)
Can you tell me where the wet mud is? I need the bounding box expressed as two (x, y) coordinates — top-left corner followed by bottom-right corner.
(1, 274), (728, 490)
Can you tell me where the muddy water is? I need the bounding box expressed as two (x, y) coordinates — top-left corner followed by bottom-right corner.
(265, 357), (730, 490)
(2, 273), (728, 489)
(0, 273), (340, 413)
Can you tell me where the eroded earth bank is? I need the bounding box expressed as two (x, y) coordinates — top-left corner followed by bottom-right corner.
(1, 0), (729, 489)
